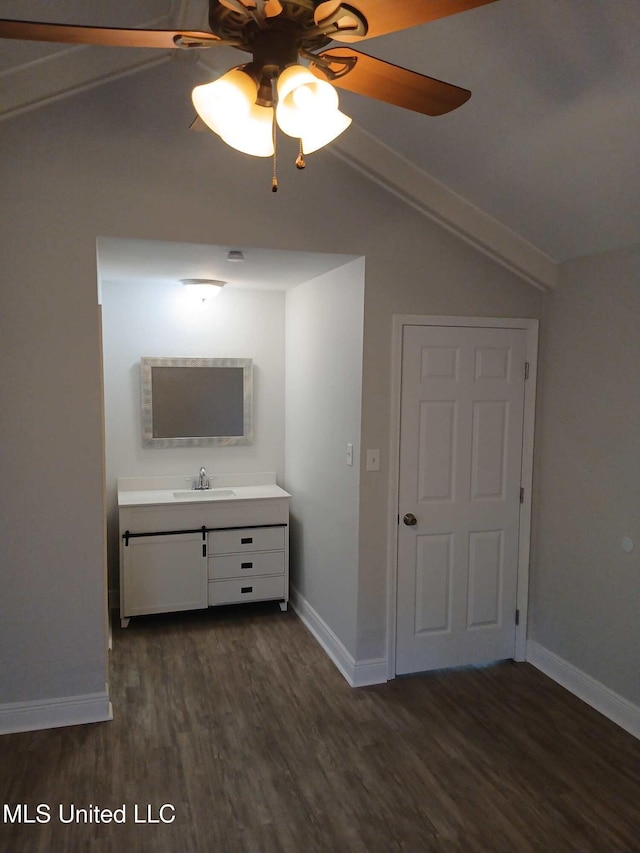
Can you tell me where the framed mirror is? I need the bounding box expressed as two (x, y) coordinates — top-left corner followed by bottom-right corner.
(140, 357), (253, 447)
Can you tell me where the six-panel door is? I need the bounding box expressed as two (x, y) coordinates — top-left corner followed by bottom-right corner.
(396, 325), (527, 674)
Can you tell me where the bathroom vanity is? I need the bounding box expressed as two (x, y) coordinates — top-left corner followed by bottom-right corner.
(118, 473), (290, 628)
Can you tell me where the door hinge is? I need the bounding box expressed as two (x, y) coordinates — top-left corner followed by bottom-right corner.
(515, 609), (520, 626)
(524, 361), (530, 380)
(520, 487), (524, 504)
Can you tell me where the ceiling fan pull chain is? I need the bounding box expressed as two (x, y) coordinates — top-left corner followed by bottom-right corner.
(271, 108), (278, 192)
(296, 139), (306, 170)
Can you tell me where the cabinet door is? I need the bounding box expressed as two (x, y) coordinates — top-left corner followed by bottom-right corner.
(122, 533), (207, 618)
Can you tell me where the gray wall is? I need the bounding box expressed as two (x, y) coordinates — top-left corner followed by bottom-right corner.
(531, 245), (640, 705)
(355, 216), (543, 659)
(285, 259), (365, 655)
(0, 59), (542, 710)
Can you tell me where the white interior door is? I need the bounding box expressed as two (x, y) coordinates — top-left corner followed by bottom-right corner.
(396, 324), (528, 674)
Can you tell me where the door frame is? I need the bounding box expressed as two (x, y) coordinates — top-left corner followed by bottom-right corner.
(386, 315), (539, 680)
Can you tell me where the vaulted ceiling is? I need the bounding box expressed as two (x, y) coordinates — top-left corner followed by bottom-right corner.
(2, 0), (639, 264)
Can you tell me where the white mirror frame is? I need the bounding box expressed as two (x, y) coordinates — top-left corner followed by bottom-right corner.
(140, 356), (253, 448)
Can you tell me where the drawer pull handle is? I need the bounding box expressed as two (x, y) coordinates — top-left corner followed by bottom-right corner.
(241, 537), (253, 544)
(241, 562), (253, 569)
(241, 586), (253, 594)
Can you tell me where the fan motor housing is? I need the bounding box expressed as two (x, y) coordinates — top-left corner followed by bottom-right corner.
(209, 0), (331, 54)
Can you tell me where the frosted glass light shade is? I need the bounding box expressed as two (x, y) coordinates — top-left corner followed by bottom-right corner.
(192, 69), (257, 134)
(219, 102), (275, 157)
(192, 70), (275, 157)
(276, 64), (351, 152)
(297, 109), (352, 154)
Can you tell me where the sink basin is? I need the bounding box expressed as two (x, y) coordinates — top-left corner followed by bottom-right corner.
(172, 488), (236, 500)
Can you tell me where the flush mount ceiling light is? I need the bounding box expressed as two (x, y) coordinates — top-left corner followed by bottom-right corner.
(0, 1), (497, 189)
(181, 278), (226, 302)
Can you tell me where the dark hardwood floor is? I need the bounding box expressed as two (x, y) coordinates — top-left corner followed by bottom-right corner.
(1, 604), (639, 852)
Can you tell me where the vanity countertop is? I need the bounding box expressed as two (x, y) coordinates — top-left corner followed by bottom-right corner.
(118, 477), (290, 508)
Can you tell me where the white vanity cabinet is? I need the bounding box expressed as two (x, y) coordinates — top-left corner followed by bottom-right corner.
(118, 477), (290, 628)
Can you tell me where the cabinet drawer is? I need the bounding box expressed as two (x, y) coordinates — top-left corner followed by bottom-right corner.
(208, 575), (285, 606)
(208, 551), (284, 580)
(208, 526), (285, 555)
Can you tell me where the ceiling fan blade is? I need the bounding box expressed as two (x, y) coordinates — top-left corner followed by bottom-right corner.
(318, 0), (499, 43)
(309, 47), (471, 116)
(0, 19), (220, 49)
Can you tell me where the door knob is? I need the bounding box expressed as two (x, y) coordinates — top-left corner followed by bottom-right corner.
(403, 513), (417, 526)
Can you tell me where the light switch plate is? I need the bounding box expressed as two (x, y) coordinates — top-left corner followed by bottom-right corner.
(366, 449), (380, 472)
(346, 443), (354, 467)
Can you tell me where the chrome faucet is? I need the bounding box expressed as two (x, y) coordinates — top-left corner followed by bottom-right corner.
(194, 467), (210, 490)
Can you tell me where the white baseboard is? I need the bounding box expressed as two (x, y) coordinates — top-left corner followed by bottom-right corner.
(0, 691), (113, 735)
(526, 640), (640, 740)
(290, 587), (387, 688)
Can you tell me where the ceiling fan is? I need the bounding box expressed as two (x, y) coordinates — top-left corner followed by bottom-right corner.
(0, 0), (498, 187)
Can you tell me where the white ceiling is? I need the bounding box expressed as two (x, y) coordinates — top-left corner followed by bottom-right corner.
(98, 237), (357, 289)
(2, 0), (639, 265)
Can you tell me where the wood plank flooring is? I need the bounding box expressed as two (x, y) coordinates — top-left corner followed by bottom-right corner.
(1, 604), (639, 852)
